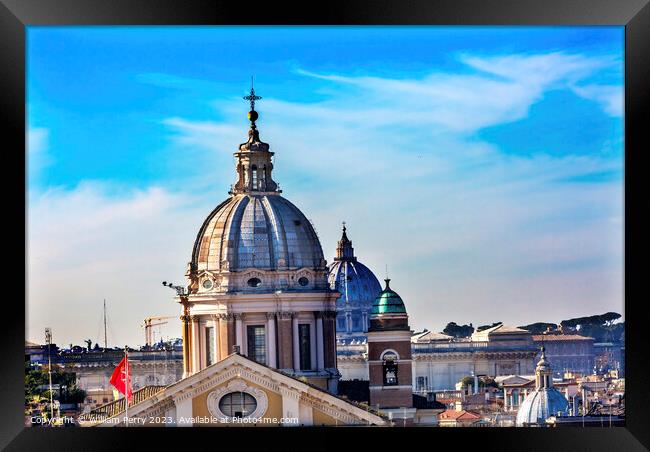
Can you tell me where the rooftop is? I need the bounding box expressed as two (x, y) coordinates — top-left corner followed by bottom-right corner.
(532, 334), (595, 341)
(439, 409), (482, 420)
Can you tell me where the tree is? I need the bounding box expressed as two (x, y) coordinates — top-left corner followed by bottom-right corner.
(559, 312), (623, 341)
(443, 322), (474, 338)
(24, 363), (48, 405)
(480, 376), (498, 388)
(601, 312), (621, 327)
(24, 363), (86, 408)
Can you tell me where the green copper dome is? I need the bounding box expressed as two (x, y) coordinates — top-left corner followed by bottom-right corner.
(371, 279), (407, 315)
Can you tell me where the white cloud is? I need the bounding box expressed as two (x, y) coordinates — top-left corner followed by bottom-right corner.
(26, 182), (214, 346)
(295, 52), (621, 131)
(571, 84), (624, 116)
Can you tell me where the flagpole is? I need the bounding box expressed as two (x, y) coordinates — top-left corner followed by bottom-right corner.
(125, 345), (129, 427)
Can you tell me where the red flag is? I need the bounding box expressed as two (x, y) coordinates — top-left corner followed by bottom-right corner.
(109, 357), (133, 403)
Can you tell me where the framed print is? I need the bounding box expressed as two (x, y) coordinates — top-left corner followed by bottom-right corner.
(2, 0), (648, 450)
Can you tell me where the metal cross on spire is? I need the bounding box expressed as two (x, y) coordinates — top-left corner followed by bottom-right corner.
(243, 76), (262, 111)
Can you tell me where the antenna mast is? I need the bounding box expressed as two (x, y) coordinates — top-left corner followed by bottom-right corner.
(103, 299), (108, 350)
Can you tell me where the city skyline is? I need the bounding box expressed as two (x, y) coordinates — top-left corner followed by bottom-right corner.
(27, 26), (623, 347)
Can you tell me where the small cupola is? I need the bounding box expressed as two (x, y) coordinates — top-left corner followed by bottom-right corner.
(231, 79), (279, 194)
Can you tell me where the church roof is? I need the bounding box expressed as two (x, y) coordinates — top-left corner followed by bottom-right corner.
(370, 279), (407, 315)
(328, 225), (382, 317)
(515, 387), (570, 425)
(515, 346), (570, 425)
(192, 194), (325, 273)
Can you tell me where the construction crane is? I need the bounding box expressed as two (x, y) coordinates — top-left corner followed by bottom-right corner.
(142, 316), (174, 347)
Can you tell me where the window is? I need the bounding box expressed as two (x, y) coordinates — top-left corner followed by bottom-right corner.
(247, 277), (262, 287)
(219, 391), (257, 418)
(299, 324), (312, 370)
(298, 277), (309, 286)
(206, 326), (216, 366)
(352, 315), (361, 331)
(337, 316), (346, 331)
(247, 325), (266, 364)
(251, 165), (258, 189)
(416, 376), (428, 391)
(202, 279), (213, 290)
(382, 352), (398, 386)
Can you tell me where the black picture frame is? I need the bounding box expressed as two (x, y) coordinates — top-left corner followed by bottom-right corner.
(2, 0), (648, 450)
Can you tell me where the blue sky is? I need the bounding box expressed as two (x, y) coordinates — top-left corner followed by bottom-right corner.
(27, 27), (623, 347)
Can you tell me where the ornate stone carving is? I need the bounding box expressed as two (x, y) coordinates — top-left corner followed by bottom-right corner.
(206, 379), (268, 420)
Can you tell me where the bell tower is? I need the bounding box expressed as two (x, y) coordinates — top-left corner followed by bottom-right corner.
(367, 278), (416, 425)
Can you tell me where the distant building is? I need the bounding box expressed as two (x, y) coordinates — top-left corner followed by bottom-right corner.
(532, 333), (595, 376)
(593, 342), (625, 376)
(438, 401), (487, 427)
(337, 324), (538, 392)
(27, 346), (184, 412)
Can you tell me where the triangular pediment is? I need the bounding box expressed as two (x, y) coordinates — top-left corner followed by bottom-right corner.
(92, 353), (387, 426)
(499, 375), (534, 386)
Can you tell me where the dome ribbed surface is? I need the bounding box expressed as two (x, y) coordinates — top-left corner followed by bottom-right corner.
(515, 388), (569, 426)
(328, 260), (382, 307)
(371, 281), (407, 315)
(192, 194), (325, 271)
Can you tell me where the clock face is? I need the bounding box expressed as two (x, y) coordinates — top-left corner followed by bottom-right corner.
(202, 279), (213, 290)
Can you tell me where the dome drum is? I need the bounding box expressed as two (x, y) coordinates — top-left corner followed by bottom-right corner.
(193, 267), (330, 294)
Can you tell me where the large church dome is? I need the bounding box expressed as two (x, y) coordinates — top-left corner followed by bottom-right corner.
(328, 225), (382, 340)
(186, 90), (328, 295)
(192, 193), (325, 272)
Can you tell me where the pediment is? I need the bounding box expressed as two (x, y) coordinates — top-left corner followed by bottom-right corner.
(110, 354), (387, 426)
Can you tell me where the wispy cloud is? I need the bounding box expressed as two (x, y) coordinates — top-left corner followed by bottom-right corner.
(571, 84), (624, 116)
(27, 50), (623, 344)
(157, 51), (623, 332)
(26, 182), (209, 346)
